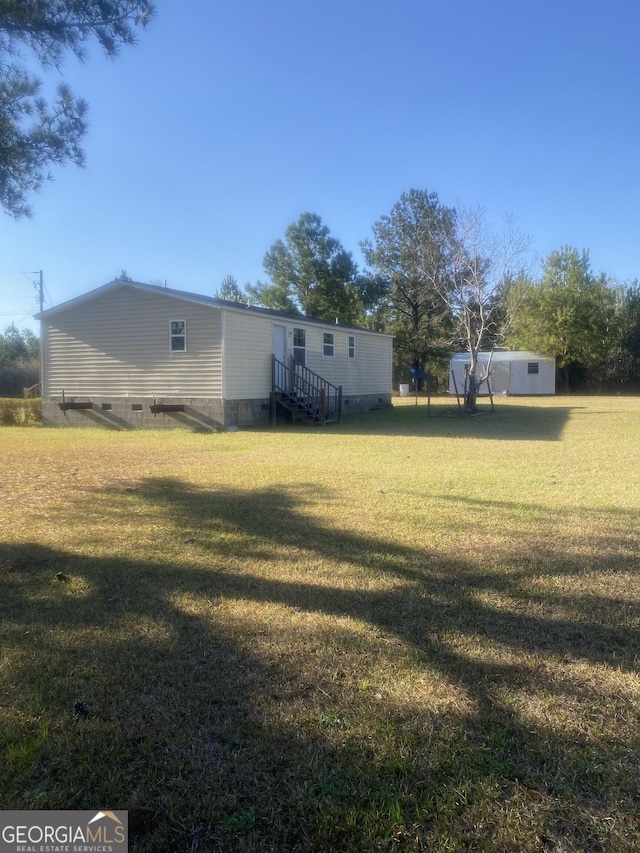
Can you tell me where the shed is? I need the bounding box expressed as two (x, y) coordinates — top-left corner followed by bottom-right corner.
(449, 351), (556, 396)
(36, 279), (394, 430)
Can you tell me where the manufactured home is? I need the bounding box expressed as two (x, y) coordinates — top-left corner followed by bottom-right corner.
(449, 351), (556, 396)
(37, 279), (393, 430)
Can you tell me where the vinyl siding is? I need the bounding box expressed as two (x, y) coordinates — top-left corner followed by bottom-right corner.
(223, 310), (273, 398)
(222, 311), (392, 399)
(304, 326), (393, 395)
(43, 285), (222, 396)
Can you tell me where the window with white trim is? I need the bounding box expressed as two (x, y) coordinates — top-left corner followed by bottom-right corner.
(170, 319), (186, 351)
(323, 332), (334, 357)
(293, 327), (306, 366)
(348, 335), (355, 358)
(527, 362), (539, 375)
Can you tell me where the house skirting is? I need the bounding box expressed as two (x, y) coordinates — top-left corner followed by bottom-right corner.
(44, 396), (233, 431)
(42, 393), (391, 430)
(340, 393), (391, 416)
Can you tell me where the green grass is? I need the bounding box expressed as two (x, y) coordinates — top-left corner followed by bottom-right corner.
(1, 396), (640, 851)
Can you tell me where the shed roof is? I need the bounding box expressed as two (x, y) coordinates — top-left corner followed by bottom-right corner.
(36, 278), (393, 337)
(450, 351), (554, 362)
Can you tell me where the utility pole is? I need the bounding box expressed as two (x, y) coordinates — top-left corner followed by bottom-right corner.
(38, 269), (43, 396)
(29, 270), (44, 396)
(35, 270), (43, 313)
(29, 269), (43, 313)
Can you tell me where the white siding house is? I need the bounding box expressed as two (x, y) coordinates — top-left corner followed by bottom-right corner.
(449, 352), (556, 396)
(37, 279), (393, 429)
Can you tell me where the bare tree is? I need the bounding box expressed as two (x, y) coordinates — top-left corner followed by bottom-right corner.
(426, 205), (531, 413)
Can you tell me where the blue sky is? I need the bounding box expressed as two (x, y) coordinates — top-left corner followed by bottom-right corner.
(2, 0), (639, 333)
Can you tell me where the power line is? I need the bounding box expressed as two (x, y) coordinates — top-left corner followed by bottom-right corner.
(0, 269), (44, 326)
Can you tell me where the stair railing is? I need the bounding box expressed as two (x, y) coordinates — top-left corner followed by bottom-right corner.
(272, 355), (342, 426)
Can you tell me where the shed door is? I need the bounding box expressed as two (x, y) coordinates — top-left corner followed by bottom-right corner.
(489, 361), (510, 394)
(272, 324), (286, 363)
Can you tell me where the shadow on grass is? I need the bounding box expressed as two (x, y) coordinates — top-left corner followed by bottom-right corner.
(332, 402), (579, 441)
(1, 479), (639, 851)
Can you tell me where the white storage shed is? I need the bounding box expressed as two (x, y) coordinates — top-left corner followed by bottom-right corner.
(449, 351), (556, 396)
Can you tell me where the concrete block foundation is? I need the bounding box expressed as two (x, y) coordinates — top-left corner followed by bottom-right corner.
(42, 393), (391, 430)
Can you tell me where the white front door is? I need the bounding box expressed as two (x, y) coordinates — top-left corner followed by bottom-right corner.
(272, 324), (286, 363)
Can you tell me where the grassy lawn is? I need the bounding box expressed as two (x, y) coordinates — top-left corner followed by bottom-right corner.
(1, 396), (639, 851)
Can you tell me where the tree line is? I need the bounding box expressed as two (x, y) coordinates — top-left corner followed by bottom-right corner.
(218, 190), (640, 409)
(0, 324), (39, 396)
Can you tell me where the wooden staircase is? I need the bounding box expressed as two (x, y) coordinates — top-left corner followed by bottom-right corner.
(271, 356), (342, 426)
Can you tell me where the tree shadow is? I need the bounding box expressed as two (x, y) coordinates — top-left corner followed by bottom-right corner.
(333, 402), (579, 441)
(1, 478), (639, 850)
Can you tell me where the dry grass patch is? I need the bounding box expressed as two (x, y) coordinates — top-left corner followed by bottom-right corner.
(1, 396), (640, 851)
